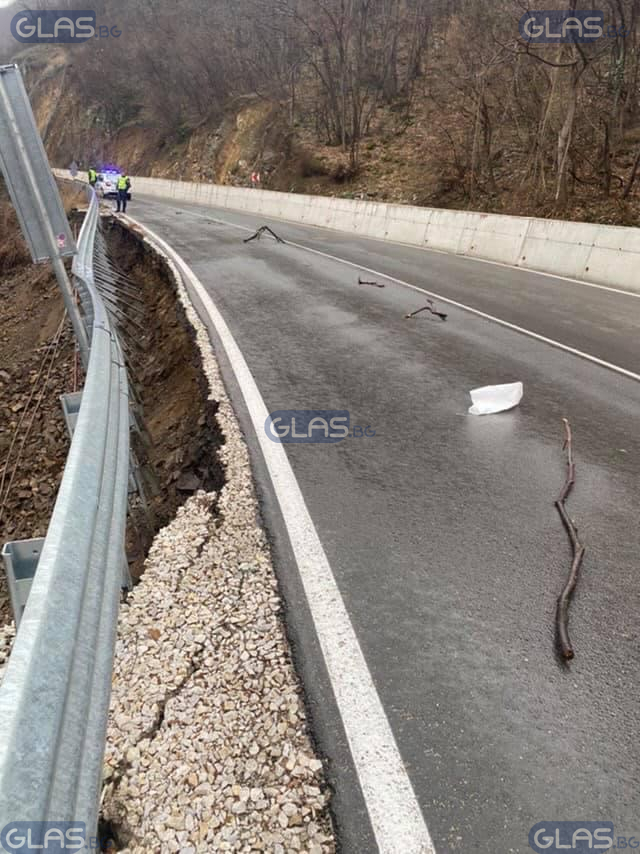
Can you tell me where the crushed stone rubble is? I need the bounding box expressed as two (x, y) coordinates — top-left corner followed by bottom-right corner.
(101, 248), (336, 852)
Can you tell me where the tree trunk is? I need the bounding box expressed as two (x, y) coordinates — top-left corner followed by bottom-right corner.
(601, 119), (612, 196)
(555, 73), (578, 206)
(623, 145), (640, 199)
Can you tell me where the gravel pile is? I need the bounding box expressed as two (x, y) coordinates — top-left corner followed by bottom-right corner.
(101, 248), (336, 853)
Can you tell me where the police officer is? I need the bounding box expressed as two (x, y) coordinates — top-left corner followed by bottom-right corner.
(88, 167), (97, 187)
(116, 173), (131, 214)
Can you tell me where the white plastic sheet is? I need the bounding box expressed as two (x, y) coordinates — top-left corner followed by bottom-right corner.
(468, 382), (523, 416)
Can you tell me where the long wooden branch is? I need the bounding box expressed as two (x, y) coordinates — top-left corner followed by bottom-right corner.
(554, 418), (586, 661)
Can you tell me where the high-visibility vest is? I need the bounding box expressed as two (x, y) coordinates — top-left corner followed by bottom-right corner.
(88, 169), (96, 182)
(117, 176), (129, 190)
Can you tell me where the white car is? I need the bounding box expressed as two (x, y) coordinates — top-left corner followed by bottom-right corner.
(95, 170), (131, 200)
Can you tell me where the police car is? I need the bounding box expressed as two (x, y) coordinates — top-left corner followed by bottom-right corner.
(95, 169), (131, 200)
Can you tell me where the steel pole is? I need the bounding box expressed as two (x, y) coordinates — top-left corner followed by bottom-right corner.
(0, 67), (89, 364)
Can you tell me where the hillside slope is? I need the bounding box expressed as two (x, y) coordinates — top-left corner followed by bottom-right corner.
(9, 0), (640, 227)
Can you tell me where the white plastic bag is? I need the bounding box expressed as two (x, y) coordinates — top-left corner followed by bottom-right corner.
(468, 382), (523, 416)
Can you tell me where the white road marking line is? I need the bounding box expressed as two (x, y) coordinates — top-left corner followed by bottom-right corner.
(413, 243), (640, 300)
(124, 215), (437, 854)
(139, 200), (640, 384)
(281, 242), (640, 384)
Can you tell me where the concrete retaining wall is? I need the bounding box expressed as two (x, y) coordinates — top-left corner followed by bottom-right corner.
(56, 170), (640, 294)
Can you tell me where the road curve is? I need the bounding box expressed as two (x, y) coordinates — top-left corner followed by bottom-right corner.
(130, 195), (640, 854)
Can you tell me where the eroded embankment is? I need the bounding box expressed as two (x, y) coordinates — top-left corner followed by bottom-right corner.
(99, 218), (225, 578)
(99, 219), (336, 853)
(0, 194), (222, 635)
(0, 190), (80, 630)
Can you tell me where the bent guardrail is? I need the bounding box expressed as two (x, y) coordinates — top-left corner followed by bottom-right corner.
(0, 189), (130, 839)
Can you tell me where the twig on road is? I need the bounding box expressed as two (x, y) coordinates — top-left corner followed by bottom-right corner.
(358, 277), (385, 288)
(555, 418), (586, 661)
(243, 225), (285, 244)
(405, 299), (448, 321)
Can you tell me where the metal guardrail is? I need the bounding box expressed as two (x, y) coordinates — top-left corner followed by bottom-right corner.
(0, 190), (130, 835)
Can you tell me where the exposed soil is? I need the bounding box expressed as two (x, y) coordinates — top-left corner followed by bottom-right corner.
(0, 193), (79, 624)
(99, 217), (225, 580)
(0, 184), (225, 626)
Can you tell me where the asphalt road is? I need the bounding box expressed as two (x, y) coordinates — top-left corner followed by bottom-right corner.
(132, 195), (640, 853)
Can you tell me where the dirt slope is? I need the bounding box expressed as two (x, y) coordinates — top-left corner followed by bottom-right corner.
(0, 196), (77, 623)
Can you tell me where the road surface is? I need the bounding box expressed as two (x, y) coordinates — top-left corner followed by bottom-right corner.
(131, 195), (640, 854)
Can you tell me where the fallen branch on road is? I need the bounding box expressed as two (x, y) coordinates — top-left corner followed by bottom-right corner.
(555, 418), (586, 661)
(358, 277), (385, 288)
(405, 299), (448, 321)
(243, 225), (285, 244)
